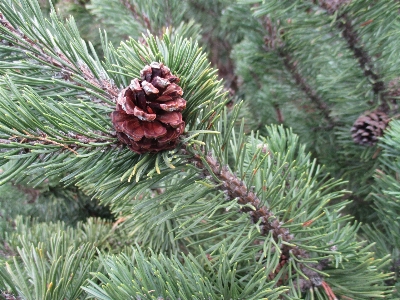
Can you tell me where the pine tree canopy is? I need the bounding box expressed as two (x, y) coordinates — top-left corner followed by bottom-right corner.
(0, 0), (399, 299)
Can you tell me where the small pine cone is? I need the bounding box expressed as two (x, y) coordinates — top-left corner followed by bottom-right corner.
(351, 110), (389, 146)
(111, 62), (186, 154)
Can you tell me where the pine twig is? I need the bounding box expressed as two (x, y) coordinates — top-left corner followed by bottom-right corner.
(187, 148), (328, 291)
(274, 103), (284, 123)
(318, 1), (388, 109)
(0, 131), (115, 155)
(0, 12), (120, 151)
(22, 130), (78, 155)
(261, 17), (335, 127)
(279, 49), (335, 125)
(338, 14), (385, 96)
(0, 12), (119, 103)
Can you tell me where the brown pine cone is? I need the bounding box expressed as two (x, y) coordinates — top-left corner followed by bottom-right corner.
(111, 62), (186, 154)
(351, 110), (389, 146)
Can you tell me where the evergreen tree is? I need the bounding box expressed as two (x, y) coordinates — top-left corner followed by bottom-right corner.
(0, 0), (398, 299)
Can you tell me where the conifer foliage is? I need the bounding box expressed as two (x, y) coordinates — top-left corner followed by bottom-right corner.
(0, 0), (399, 299)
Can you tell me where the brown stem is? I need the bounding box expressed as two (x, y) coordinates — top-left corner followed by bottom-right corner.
(317, 2), (388, 110)
(187, 148), (328, 291)
(321, 281), (339, 300)
(279, 49), (335, 125)
(274, 103), (284, 123)
(0, 131), (115, 156)
(337, 14), (385, 96)
(260, 16), (335, 127)
(22, 130), (78, 155)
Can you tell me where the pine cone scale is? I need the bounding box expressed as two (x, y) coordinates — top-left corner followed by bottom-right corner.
(151, 76), (170, 89)
(158, 111), (184, 128)
(142, 121), (167, 139)
(133, 106), (156, 121)
(159, 98), (186, 111)
(141, 81), (159, 95)
(121, 118), (144, 141)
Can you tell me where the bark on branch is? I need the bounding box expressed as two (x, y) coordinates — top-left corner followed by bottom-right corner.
(187, 148), (330, 291)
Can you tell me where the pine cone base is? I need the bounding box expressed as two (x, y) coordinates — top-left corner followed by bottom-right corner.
(112, 62), (186, 154)
(351, 110), (389, 146)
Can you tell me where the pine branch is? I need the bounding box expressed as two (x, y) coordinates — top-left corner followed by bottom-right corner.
(279, 49), (335, 126)
(0, 10), (119, 105)
(261, 17), (336, 127)
(187, 148), (328, 290)
(0, 1), (395, 297)
(84, 246), (287, 299)
(318, 1), (388, 110)
(0, 130), (116, 154)
(337, 14), (385, 97)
